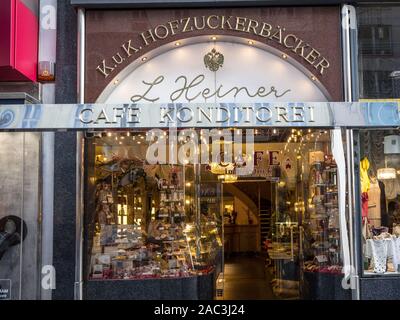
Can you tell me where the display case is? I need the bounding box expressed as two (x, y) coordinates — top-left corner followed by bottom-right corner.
(90, 162), (193, 279)
(358, 129), (400, 276)
(184, 220), (221, 273)
(85, 132), (222, 282)
(265, 130), (348, 299)
(299, 140), (348, 300)
(268, 175), (300, 298)
(302, 153), (341, 272)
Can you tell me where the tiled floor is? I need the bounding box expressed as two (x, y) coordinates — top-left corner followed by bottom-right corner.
(223, 254), (276, 300)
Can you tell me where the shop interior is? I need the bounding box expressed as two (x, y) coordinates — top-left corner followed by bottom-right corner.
(83, 127), (346, 300)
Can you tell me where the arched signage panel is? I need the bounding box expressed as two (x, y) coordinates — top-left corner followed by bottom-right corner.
(99, 41), (329, 104)
(85, 7), (343, 102)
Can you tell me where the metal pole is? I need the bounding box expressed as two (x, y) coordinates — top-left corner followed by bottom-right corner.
(342, 5), (352, 102)
(346, 129), (361, 300)
(77, 8), (85, 104)
(74, 7), (85, 300)
(341, 4), (359, 102)
(41, 132), (54, 300)
(341, 4), (360, 300)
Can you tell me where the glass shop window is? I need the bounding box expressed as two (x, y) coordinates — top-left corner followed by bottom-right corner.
(359, 129), (400, 275)
(359, 25), (392, 56)
(84, 131), (222, 280)
(358, 6), (400, 99)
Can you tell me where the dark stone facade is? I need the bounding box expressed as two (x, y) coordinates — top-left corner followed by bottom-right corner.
(53, 0), (78, 300)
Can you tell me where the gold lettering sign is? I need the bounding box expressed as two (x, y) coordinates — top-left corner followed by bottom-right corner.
(129, 74), (291, 103)
(96, 15), (331, 78)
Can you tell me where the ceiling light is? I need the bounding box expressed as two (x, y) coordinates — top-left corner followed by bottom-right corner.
(311, 75), (317, 81)
(141, 56), (147, 62)
(282, 54), (288, 59)
(377, 167), (396, 180)
(175, 41), (181, 46)
(211, 36), (217, 41)
(248, 40), (254, 45)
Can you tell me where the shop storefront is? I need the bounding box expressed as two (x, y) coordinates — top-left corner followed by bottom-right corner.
(80, 4), (346, 300)
(2, 0), (400, 300)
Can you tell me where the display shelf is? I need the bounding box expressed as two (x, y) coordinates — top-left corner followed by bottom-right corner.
(302, 151), (341, 271)
(88, 162), (213, 280)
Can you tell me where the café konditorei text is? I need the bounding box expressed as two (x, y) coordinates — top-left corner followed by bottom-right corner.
(1, 102), (400, 129)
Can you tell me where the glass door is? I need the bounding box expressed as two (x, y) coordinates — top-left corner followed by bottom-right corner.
(269, 171), (300, 299)
(267, 128), (349, 300)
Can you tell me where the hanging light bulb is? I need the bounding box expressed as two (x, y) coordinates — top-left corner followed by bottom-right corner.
(377, 168), (396, 180)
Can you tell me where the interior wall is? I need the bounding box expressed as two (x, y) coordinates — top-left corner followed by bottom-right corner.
(234, 196), (258, 225)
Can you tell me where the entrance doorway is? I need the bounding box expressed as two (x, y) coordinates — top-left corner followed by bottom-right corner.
(222, 180), (274, 300)
(218, 128), (343, 300)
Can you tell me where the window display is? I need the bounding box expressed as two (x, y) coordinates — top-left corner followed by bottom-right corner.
(84, 128), (347, 300)
(262, 129), (346, 299)
(85, 131), (222, 280)
(360, 129), (400, 275)
(268, 131), (342, 271)
(302, 149), (341, 273)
